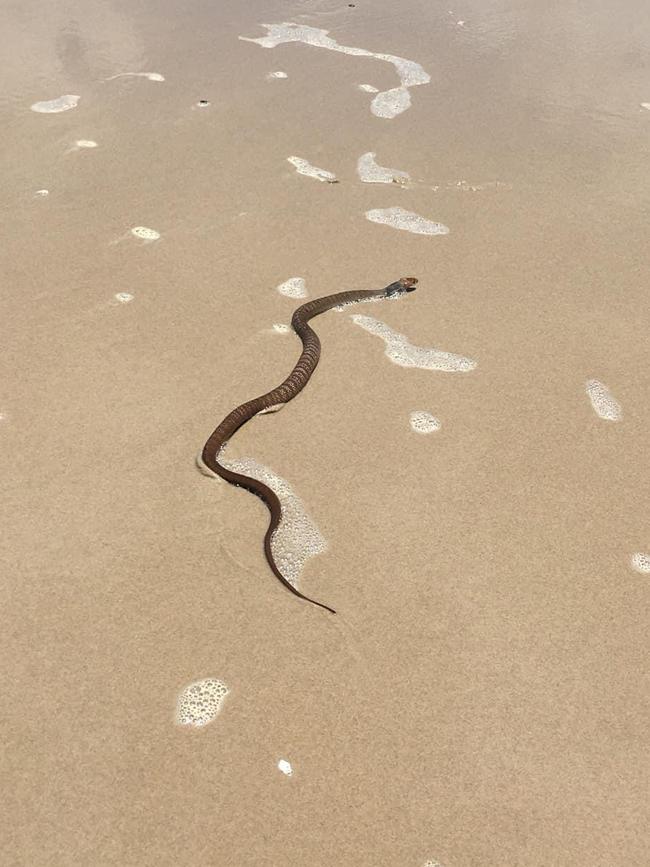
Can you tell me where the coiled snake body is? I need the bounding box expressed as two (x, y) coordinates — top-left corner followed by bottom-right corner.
(201, 276), (418, 614)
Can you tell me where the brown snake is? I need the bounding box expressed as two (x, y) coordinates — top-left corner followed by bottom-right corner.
(200, 276), (418, 614)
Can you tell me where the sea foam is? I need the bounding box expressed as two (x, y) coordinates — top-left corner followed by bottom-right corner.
(365, 207), (449, 236)
(30, 94), (80, 113)
(585, 379), (622, 421)
(240, 23), (430, 119)
(287, 156), (338, 183)
(351, 315), (476, 372)
(175, 678), (229, 727)
(357, 152), (410, 185)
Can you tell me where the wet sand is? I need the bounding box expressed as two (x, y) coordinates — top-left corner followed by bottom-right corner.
(1, 0), (649, 864)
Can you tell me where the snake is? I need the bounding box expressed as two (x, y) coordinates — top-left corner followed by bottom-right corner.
(200, 276), (418, 614)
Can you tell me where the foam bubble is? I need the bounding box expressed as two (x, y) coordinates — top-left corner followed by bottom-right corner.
(449, 179), (511, 192)
(630, 553), (650, 574)
(641, 103), (650, 110)
(219, 454), (326, 589)
(34, 189), (49, 197)
(75, 139), (98, 148)
(410, 411), (441, 433)
(114, 292), (134, 304)
(240, 23), (430, 119)
(287, 156), (338, 183)
(273, 323), (292, 333)
(371, 86), (411, 118)
(106, 72), (165, 82)
(276, 277), (308, 298)
(268, 70), (288, 79)
(131, 226), (160, 241)
(585, 379), (622, 421)
(30, 94), (80, 113)
(277, 759), (293, 776)
(351, 314), (476, 372)
(423, 860), (444, 867)
(175, 678), (229, 727)
(365, 207), (449, 236)
(357, 152), (410, 185)
(358, 83), (379, 93)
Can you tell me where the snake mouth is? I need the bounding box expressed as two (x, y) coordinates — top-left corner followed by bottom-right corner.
(385, 276), (418, 296)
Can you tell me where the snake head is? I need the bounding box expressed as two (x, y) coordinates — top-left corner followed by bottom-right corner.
(385, 276), (418, 296)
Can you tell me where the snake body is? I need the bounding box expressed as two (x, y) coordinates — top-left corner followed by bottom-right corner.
(201, 276), (418, 614)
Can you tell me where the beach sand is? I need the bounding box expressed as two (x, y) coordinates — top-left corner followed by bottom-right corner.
(1, 0), (649, 864)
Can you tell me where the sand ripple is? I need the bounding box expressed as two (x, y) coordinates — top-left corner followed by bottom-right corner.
(105, 72), (164, 82)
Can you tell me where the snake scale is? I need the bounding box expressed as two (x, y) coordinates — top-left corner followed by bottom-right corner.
(200, 276), (418, 614)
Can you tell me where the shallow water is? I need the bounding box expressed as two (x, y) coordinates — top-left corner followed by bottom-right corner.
(2, 0), (649, 865)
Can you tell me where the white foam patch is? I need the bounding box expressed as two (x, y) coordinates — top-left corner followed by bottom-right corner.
(585, 379), (622, 421)
(114, 292), (134, 304)
(371, 86), (411, 118)
(448, 179), (511, 192)
(175, 678), (229, 727)
(106, 72), (165, 82)
(641, 103), (650, 110)
(357, 152), (410, 185)
(410, 411), (441, 433)
(276, 277), (308, 298)
(273, 323), (292, 333)
(278, 759), (293, 776)
(240, 23), (430, 119)
(366, 207), (449, 236)
(287, 156), (338, 183)
(630, 553), (650, 574)
(423, 861), (444, 867)
(358, 83), (379, 93)
(30, 94), (80, 113)
(219, 454), (326, 589)
(64, 139), (99, 156)
(131, 226), (160, 241)
(35, 189), (49, 197)
(268, 70), (288, 79)
(351, 315), (476, 372)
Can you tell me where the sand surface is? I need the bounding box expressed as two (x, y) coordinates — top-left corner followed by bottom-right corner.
(1, 1), (650, 865)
